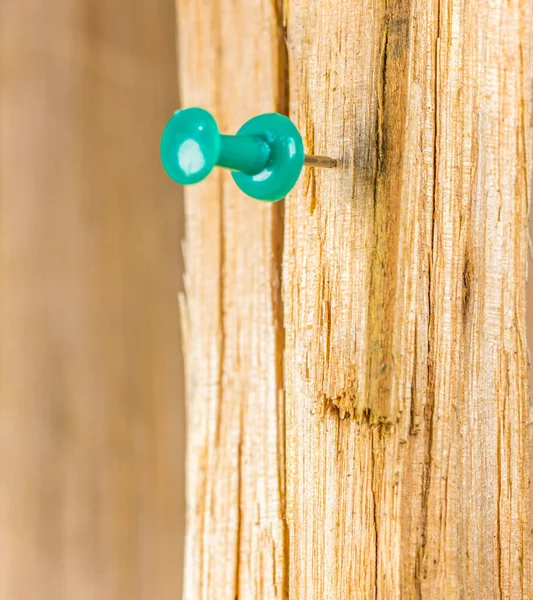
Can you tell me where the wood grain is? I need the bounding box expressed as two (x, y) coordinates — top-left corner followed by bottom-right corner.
(180, 0), (532, 596)
(285, 0), (533, 597)
(0, 2), (184, 599)
(177, 0), (287, 598)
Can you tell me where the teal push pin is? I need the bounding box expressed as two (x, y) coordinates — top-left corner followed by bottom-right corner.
(160, 107), (337, 202)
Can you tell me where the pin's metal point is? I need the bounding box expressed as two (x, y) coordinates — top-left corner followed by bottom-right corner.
(304, 154), (338, 169)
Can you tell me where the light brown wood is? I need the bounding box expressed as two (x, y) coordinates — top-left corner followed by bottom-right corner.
(285, 0), (533, 597)
(0, 2), (184, 599)
(177, 1), (286, 598)
(181, 0), (532, 598)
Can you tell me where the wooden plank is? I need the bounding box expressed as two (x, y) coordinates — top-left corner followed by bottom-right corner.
(177, 1), (287, 598)
(285, 0), (533, 597)
(0, 2), (184, 599)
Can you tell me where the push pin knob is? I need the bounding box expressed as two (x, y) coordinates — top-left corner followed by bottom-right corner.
(160, 108), (337, 202)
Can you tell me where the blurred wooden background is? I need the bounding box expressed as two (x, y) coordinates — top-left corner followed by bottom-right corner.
(0, 2), (184, 599)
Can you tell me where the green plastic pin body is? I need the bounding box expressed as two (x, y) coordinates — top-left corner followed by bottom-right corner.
(160, 107), (305, 202)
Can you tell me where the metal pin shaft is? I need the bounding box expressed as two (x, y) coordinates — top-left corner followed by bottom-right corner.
(304, 154), (338, 169)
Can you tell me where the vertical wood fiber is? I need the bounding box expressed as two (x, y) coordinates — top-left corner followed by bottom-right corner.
(180, 0), (533, 596)
(285, 0), (533, 597)
(178, 1), (287, 598)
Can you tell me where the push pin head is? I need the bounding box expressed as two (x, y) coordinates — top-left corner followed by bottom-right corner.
(160, 107), (221, 186)
(160, 108), (337, 202)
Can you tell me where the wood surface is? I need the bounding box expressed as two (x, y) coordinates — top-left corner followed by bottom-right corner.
(177, 1), (287, 598)
(285, 0), (533, 597)
(181, 0), (533, 598)
(0, 2), (184, 599)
